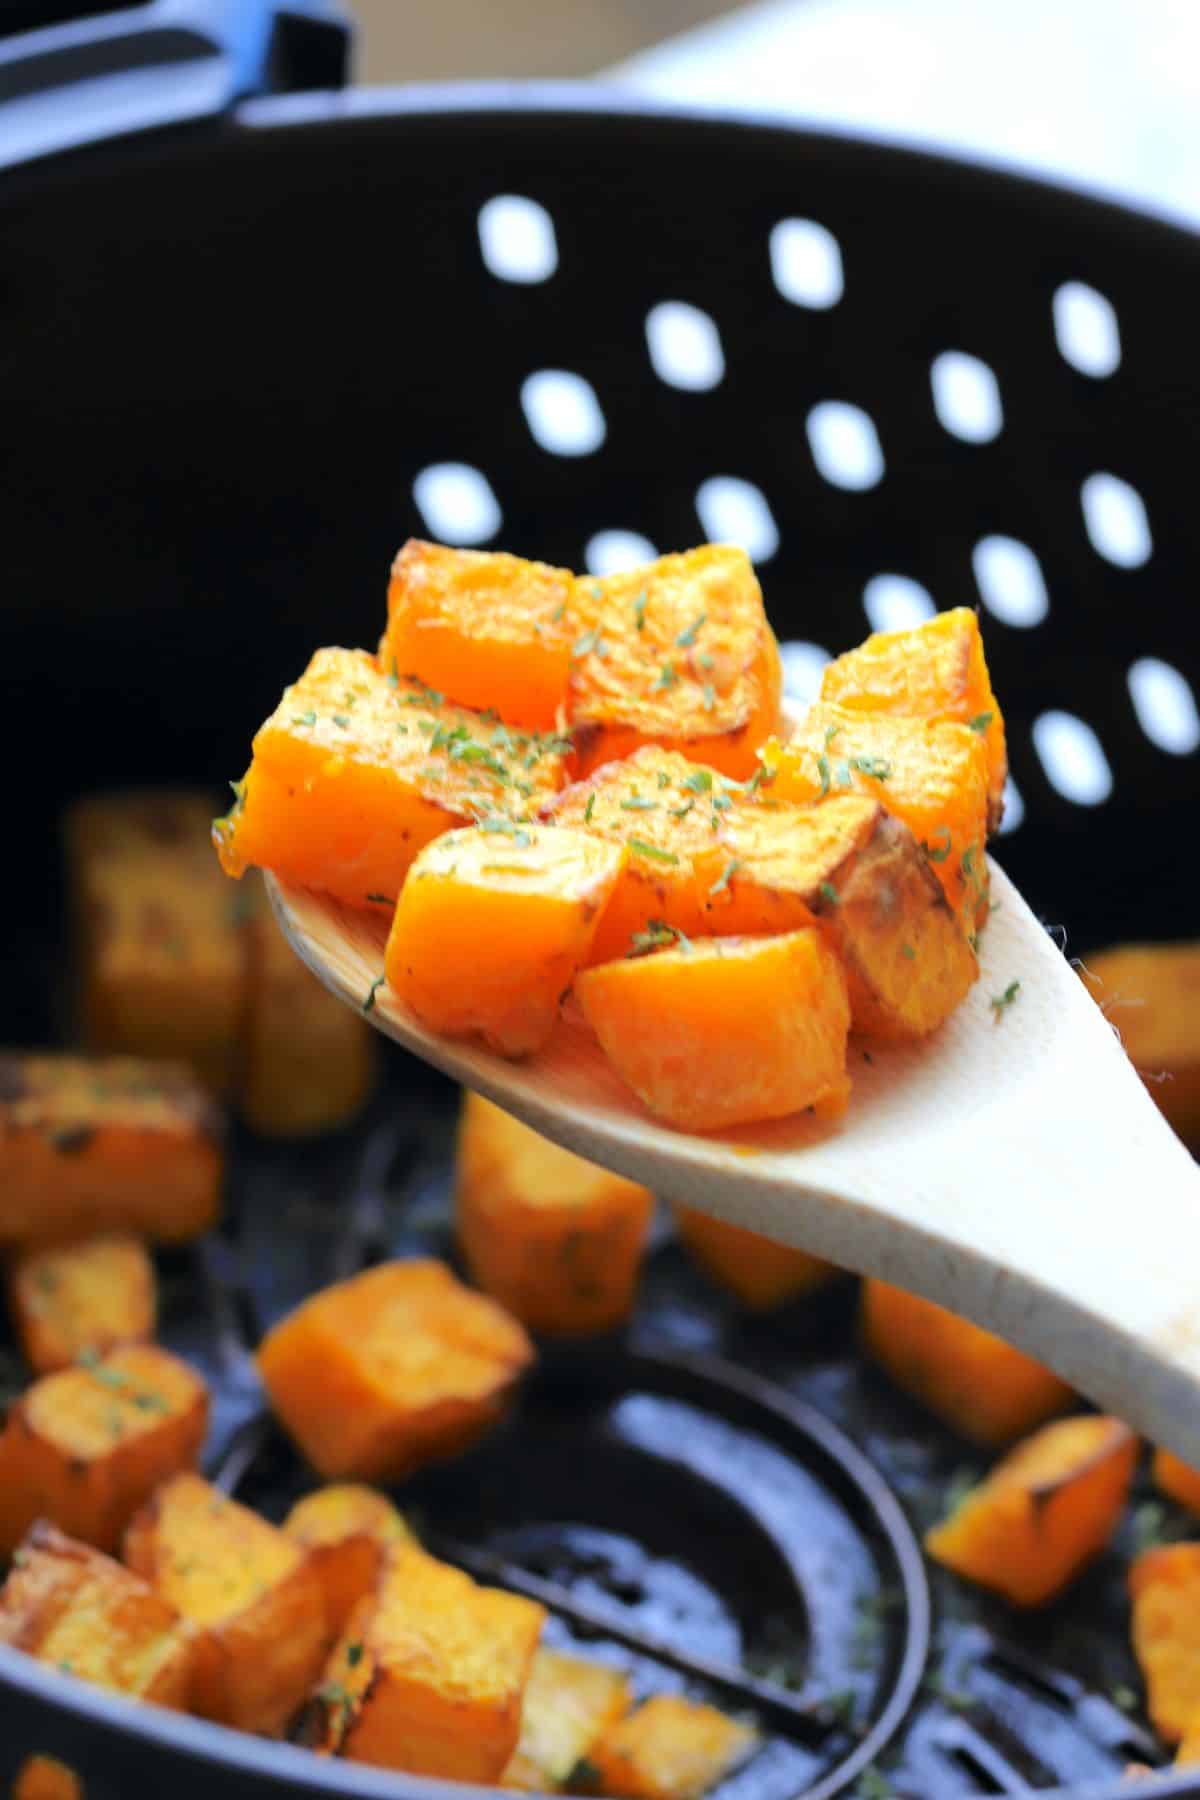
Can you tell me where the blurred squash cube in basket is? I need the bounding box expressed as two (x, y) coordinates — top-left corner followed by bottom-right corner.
(584, 1693), (757, 1800)
(6, 1233), (156, 1374)
(1080, 942), (1200, 1147)
(503, 1647), (631, 1790)
(672, 1206), (837, 1311)
(10, 1756), (84, 1800)
(283, 1483), (414, 1640)
(1131, 1543), (1200, 1741)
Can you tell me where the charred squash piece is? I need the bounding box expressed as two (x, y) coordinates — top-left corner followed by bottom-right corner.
(673, 1207), (836, 1310)
(567, 547), (782, 780)
(576, 930), (850, 1133)
(257, 1259), (534, 1482)
(283, 1484), (414, 1639)
(0, 1522), (194, 1710)
(1081, 943), (1200, 1147)
(0, 1345), (207, 1556)
(502, 1647), (631, 1790)
(0, 1053), (222, 1249)
(819, 607), (1007, 830)
(925, 1415), (1137, 1607)
(384, 826), (626, 1056)
(861, 1280), (1073, 1447)
(1154, 1448), (1200, 1514)
(123, 1472), (326, 1736)
(1130, 1544), (1200, 1741)
(585, 1694), (757, 1800)
(456, 1092), (654, 1333)
(212, 648), (570, 907)
(381, 540), (574, 731)
(6, 1234), (156, 1375)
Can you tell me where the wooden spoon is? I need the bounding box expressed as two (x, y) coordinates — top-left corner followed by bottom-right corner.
(268, 863), (1200, 1464)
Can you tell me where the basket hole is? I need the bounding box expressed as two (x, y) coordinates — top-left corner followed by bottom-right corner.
(695, 476), (779, 562)
(1033, 711), (1113, 805)
(971, 536), (1049, 628)
(477, 195), (557, 284)
(1052, 281), (1121, 377)
(1082, 473), (1152, 567)
(585, 530), (658, 576)
(1128, 657), (1200, 755)
(778, 640), (830, 704)
(806, 401), (884, 491)
(995, 776), (1024, 835)
(521, 370), (606, 457)
(645, 301), (724, 391)
(931, 351), (1003, 443)
(770, 218), (844, 309)
(862, 574), (936, 634)
(412, 463), (501, 546)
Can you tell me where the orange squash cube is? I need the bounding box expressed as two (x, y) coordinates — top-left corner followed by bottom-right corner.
(381, 540), (574, 731)
(0, 1522), (194, 1711)
(316, 1541), (544, 1780)
(0, 1345), (207, 1556)
(124, 1472), (327, 1735)
(819, 607), (1007, 829)
(925, 1416), (1137, 1607)
(0, 1053), (222, 1249)
(568, 547), (782, 780)
(1130, 1545), (1200, 1741)
(861, 1280), (1073, 1447)
(6, 1233), (156, 1374)
(11, 1757), (84, 1800)
(1081, 943), (1200, 1147)
(384, 826), (626, 1056)
(213, 648), (570, 908)
(503, 1648), (631, 1790)
(576, 929), (850, 1133)
(673, 1207), (836, 1310)
(587, 1694), (757, 1800)
(283, 1484), (414, 1638)
(1177, 1723), (1200, 1767)
(1154, 1448), (1200, 1514)
(258, 1258), (535, 1481)
(456, 1091), (655, 1333)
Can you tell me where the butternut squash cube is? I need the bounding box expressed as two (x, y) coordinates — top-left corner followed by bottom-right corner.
(1130, 1544), (1200, 1741)
(576, 930), (850, 1133)
(502, 1647), (631, 1790)
(1154, 1448), (1200, 1514)
(64, 790), (245, 1094)
(587, 1694), (757, 1800)
(861, 1280), (1073, 1447)
(382, 540), (574, 731)
(213, 648), (570, 908)
(257, 1258), (534, 1481)
(0, 1345), (207, 1556)
(6, 1234), (156, 1374)
(123, 1472), (326, 1736)
(317, 1541), (544, 1781)
(11, 1756), (83, 1800)
(1081, 943), (1200, 1146)
(819, 607), (1007, 830)
(762, 703), (990, 933)
(384, 826), (626, 1057)
(925, 1415), (1137, 1607)
(568, 547), (782, 780)
(0, 1054), (222, 1249)
(0, 1522), (194, 1710)
(1177, 1723), (1200, 1768)
(673, 1207), (836, 1310)
(456, 1092), (654, 1333)
(283, 1484), (413, 1638)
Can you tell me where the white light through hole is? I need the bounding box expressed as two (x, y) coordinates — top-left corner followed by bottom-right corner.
(1128, 657), (1200, 755)
(778, 640), (830, 705)
(806, 401), (885, 490)
(972, 536), (1049, 628)
(1052, 282), (1121, 377)
(996, 776), (1025, 835)
(695, 476), (779, 562)
(1033, 710), (1113, 805)
(584, 530), (657, 577)
(645, 301), (724, 391)
(930, 351), (1003, 443)
(862, 574), (936, 634)
(770, 218), (844, 309)
(521, 370), (606, 457)
(412, 463), (501, 546)
(1081, 473), (1152, 567)
(477, 195), (557, 284)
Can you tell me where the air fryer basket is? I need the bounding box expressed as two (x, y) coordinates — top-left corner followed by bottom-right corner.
(2, 46), (1200, 1800)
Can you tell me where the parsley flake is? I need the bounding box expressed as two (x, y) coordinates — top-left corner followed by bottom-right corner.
(628, 839), (678, 865)
(479, 819), (532, 847)
(573, 630), (608, 660)
(817, 754), (831, 799)
(819, 882), (839, 906)
(968, 711), (994, 733)
(332, 713), (351, 729)
(346, 1642), (364, 1668)
(365, 893), (395, 906)
(850, 755), (891, 782)
(654, 662), (678, 690)
(632, 590), (647, 631)
(620, 796), (658, 812)
(702, 681), (716, 713)
(675, 611), (706, 648)
(901, 943), (916, 961)
(990, 978), (1021, 1019)
(923, 829), (952, 863)
(362, 974), (386, 1014)
(629, 920), (691, 957)
(669, 799), (695, 820)
(709, 858), (741, 896)
(291, 710), (317, 727)
(683, 768), (713, 794)
(584, 793), (596, 824)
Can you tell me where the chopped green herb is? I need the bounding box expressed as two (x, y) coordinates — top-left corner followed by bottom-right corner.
(697, 652), (715, 671)
(654, 662), (678, 690)
(656, 770), (671, 789)
(1131, 1501), (1169, 1556)
(901, 943), (916, 960)
(362, 974), (386, 1014)
(850, 755), (892, 782)
(968, 711), (994, 733)
(346, 1642), (364, 1668)
(923, 829), (952, 863)
(824, 724), (841, 748)
(332, 714), (351, 729)
(479, 819), (532, 847)
(627, 839), (679, 865)
(1110, 1683), (1138, 1713)
(550, 602), (565, 623)
(675, 611), (706, 648)
(835, 759), (853, 789)
(817, 754), (831, 798)
(669, 799), (695, 820)
(632, 590), (647, 631)
(590, 583), (603, 601)
(620, 796), (658, 812)
(709, 858), (741, 896)
(573, 630), (608, 659)
(819, 882), (839, 906)
(856, 1767), (892, 1799)
(584, 793), (596, 824)
(404, 678), (444, 706)
(960, 847), (977, 882)
(710, 791), (732, 812)
(629, 921), (691, 957)
(702, 681), (716, 713)
(365, 893), (395, 906)
(291, 710), (317, 727)
(990, 978), (1021, 1019)
(683, 768), (713, 793)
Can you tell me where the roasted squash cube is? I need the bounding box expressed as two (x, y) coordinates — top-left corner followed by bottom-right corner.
(0, 1522), (194, 1710)
(1081, 943), (1200, 1146)
(456, 1092), (654, 1333)
(123, 1472), (326, 1735)
(861, 1280), (1073, 1447)
(382, 540), (574, 731)
(763, 703), (990, 933)
(576, 930), (850, 1133)
(568, 547), (782, 780)
(317, 1541), (544, 1780)
(64, 790), (245, 1094)
(1154, 1448), (1200, 1514)
(587, 1694), (757, 1800)
(11, 1756), (83, 1800)
(503, 1647), (631, 1790)
(283, 1484), (413, 1638)
(258, 1259), (535, 1481)
(925, 1416), (1137, 1607)
(213, 648), (570, 908)
(384, 826), (626, 1056)
(673, 1207), (836, 1310)
(1130, 1544), (1200, 1741)
(0, 1345), (207, 1556)
(6, 1234), (156, 1374)
(0, 1054), (222, 1249)
(819, 607), (1007, 829)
